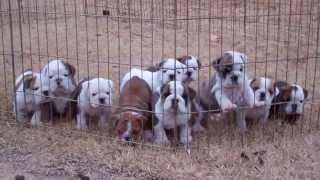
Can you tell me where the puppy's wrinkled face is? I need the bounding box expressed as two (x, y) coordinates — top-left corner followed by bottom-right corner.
(283, 84), (308, 115)
(115, 112), (144, 143)
(212, 51), (248, 87)
(20, 72), (50, 105)
(158, 58), (186, 85)
(42, 59), (76, 94)
(83, 78), (113, 108)
(178, 56), (201, 83)
(160, 81), (189, 113)
(250, 77), (279, 107)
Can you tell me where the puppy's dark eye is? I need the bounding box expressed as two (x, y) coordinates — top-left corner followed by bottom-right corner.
(177, 71), (181, 74)
(300, 100), (303, 103)
(49, 76), (53, 79)
(64, 74), (68, 77)
(252, 87), (259, 91)
(162, 70), (167, 73)
(269, 90), (274, 95)
(182, 93), (188, 100)
(106, 92), (110, 95)
(240, 68), (243, 72)
(92, 93), (97, 96)
(193, 67), (197, 70)
(32, 87), (39, 91)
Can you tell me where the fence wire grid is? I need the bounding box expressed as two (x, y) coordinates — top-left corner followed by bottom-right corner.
(0, 0), (320, 150)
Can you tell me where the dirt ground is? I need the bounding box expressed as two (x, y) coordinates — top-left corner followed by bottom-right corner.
(1, 0), (320, 179)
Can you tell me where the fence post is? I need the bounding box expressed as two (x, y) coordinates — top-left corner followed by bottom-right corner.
(8, 0), (17, 122)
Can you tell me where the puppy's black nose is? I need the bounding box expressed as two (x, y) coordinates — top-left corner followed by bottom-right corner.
(260, 92), (266, 101)
(292, 104), (297, 112)
(186, 71), (192, 77)
(124, 136), (130, 141)
(172, 98), (179, 105)
(231, 75), (238, 82)
(55, 78), (62, 85)
(169, 74), (175, 80)
(43, 90), (49, 96)
(99, 98), (105, 104)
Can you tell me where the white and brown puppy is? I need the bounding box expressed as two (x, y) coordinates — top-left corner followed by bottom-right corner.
(14, 70), (50, 126)
(210, 51), (254, 131)
(114, 77), (153, 143)
(271, 81), (308, 123)
(41, 59), (76, 115)
(177, 55), (201, 84)
(120, 58), (186, 93)
(74, 78), (113, 130)
(154, 81), (195, 145)
(246, 77), (279, 125)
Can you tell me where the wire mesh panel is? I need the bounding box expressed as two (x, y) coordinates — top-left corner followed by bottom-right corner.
(0, 0), (319, 152)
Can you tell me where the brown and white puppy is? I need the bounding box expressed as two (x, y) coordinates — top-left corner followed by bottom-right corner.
(14, 70), (50, 126)
(246, 77), (279, 125)
(114, 77), (153, 143)
(154, 81), (195, 145)
(271, 81), (308, 123)
(41, 59), (77, 115)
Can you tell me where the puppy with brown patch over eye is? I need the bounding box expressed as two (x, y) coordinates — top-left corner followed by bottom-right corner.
(114, 77), (153, 143)
(198, 51), (254, 132)
(14, 70), (50, 126)
(154, 81), (195, 145)
(246, 77), (279, 126)
(41, 59), (77, 116)
(271, 81), (308, 123)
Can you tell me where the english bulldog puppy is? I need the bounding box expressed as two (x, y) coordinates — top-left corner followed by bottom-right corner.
(74, 78), (113, 130)
(154, 81), (195, 145)
(41, 59), (76, 115)
(114, 77), (153, 143)
(120, 58), (186, 93)
(176, 55), (201, 84)
(200, 51), (254, 132)
(246, 77), (279, 125)
(271, 81), (308, 123)
(14, 70), (50, 126)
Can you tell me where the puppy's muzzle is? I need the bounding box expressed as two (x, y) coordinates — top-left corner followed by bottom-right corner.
(99, 97), (106, 104)
(231, 75), (238, 83)
(169, 74), (175, 81)
(55, 78), (62, 85)
(43, 90), (49, 96)
(172, 98), (179, 108)
(259, 92), (266, 101)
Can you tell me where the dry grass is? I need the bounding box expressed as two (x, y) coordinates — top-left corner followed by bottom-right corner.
(0, 0), (320, 179)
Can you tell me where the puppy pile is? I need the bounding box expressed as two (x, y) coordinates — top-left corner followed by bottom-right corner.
(13, 52), (309, 145)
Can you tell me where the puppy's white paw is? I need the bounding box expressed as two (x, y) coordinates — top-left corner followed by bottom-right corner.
(192, 123), (205, 133)
(180, 135), (192, 145)
(221, 101), (237, 112)
(76, 123), (88, 130)
(154, 136), (170, 145)
(31, 115), (42, 127)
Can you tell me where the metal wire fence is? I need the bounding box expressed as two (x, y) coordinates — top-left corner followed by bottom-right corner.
(0, 0), (320, 150)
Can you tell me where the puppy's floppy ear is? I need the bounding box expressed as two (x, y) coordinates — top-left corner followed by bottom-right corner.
(62, 61), (76, 77)
(240, 53), (248, 63)
(303, 88), (308, 98)
(23, 75), (36, 89)
(107, 79), (114, 89)
(249, 78), (256, 86)
(211, 56), (222, 71)
(196, 58), (202, 69)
